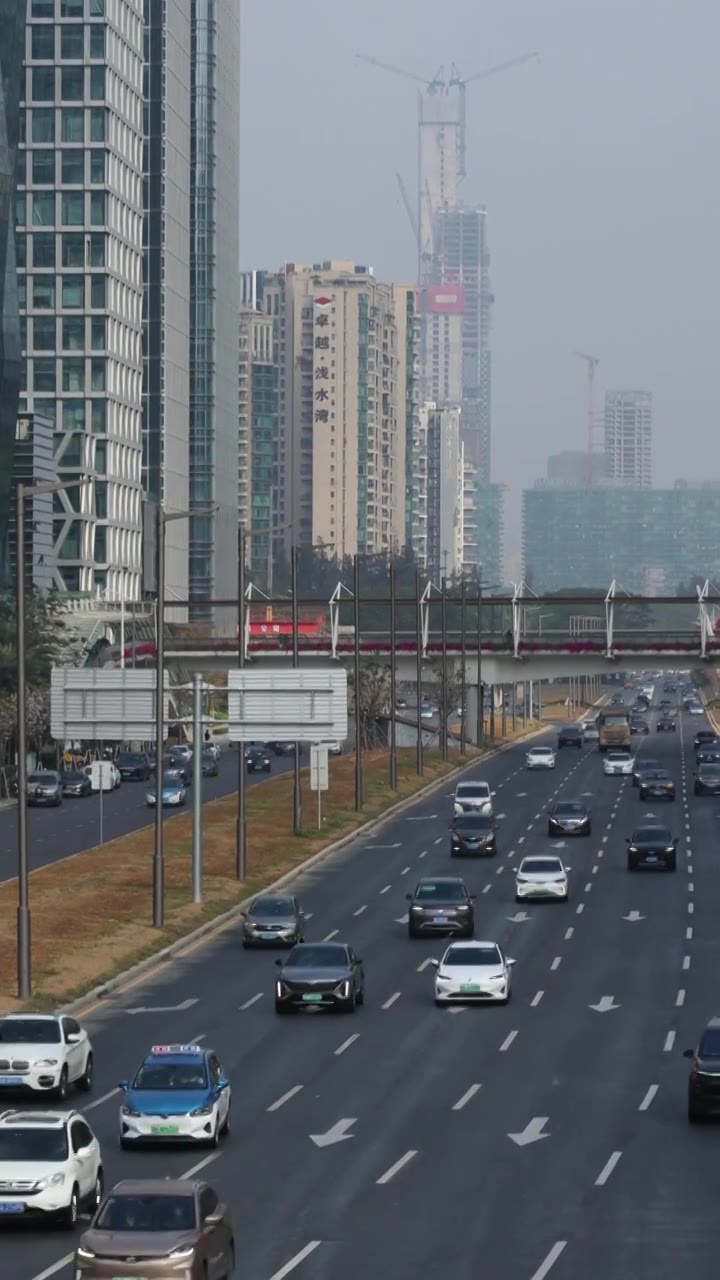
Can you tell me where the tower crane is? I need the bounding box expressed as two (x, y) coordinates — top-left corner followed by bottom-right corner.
(575, 351), (600, 485)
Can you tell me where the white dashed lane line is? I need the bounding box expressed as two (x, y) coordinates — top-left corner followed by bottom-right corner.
(452, 1084), (482, 1111)
(382, 992), (401, 1009)
(531, 990), (544, 1007)
(499, 1030), (518, 1052)
(665, 1032), (677, 1053)
(595, 1151), (622, 1186)
(639, 1084), (659, 1111)
(550, 956), (562, 971)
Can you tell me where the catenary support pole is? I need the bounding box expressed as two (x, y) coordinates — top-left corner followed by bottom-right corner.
(354, 554), (363, 810)
(389, 560), (398, 788)
(440, 577), (448, 761)
(460, 578), (466, 754)
(152, 504), (165, 928)
(236, 525), (247, 878)
(291, 546), (302, 834)
(192, 672), (203, 903)
(16, 486), (30, 999)
(415, 566), (424, 775)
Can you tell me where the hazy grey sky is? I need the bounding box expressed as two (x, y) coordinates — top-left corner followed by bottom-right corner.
(241, 0), (720, 555)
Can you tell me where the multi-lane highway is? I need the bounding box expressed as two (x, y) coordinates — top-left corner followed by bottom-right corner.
(0, 747), (294, 882)
(5, 692), (719, 1279)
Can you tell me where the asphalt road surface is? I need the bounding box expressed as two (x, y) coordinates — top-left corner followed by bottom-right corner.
(0, 747), (295, 883)
(4, 695), (717, 1279)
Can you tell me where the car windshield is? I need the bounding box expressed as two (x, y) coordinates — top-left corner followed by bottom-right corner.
(521, 860), (562, 874)
(608, 753), (630, 761)
(96, 1194), (196, 1232)
(637, 760), (659, 771)
(456, 784), (489, 797)
(700, 1029), (720, 1058)
(562, 728), (580, 736)
(251, 896), (295, 916)
(632, 828), (672, 844)
(64, 771), (85, 782)
(699, 766), (720, 777)
(645, 771), (668, 780)
(132, 1061), (208, 1090)
(455, 815), (493, 830)
(531, 747), (552, 755)
(555, 802), (585, 814)
(0, 1129), (68, 1161)
(284, 944), (346, 967)
(28, 773), (58, 784)
(444, 946), (501, 966)
(0, 1018), (61, 1044)
(415, 881), (467, 901)
(118, 753), (144, 765)
(160, 774), (180, 787)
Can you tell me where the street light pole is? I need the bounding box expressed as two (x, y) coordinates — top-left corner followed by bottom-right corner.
(291, 545), (302, 834)
(415, 565), (424, 776)
(389, 560), (398, 788)
(15, 476), (85, 999)
(460, 578), (466, 754)
(476, 579), (483, 748)
(236, 524), (247, 879)
(152, 501), (166, 928)
(440, 577), (448, 761)
(353, 553), (363, 810)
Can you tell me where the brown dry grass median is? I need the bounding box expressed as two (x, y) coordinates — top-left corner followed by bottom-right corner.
(0, 729), (538, 1011)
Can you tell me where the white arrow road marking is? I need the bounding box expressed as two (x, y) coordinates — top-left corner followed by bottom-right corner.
(452, 1084), (482, 1111)
(508, 1116), (550, 1146)
(495, 813), (507, 820)
(643, 812), (657, 818)
(395, 913), (409, 924)
(125, 998), (198, 1014)
(269, 1242), (323, 1280)
(530, 1241), (567, 1280)
(310, 1119), (356, 1147)
(623, 911), (645, 922)
(417, 957), (435, 972)
(448, 1005), (466, 1014)
(589, 995), (620, 1012)
(507, 912), (530, 922)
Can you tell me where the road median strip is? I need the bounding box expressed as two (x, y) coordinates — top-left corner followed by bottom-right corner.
(0, 724), (545, 1014)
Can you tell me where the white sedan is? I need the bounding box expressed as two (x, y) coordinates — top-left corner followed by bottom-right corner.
(603, 751), (634, 776)
(431, 940), (515, 1005)
(514, 855), (569, 902)
(0, 1013), (94, 1099)
(526, 746), (556, 770)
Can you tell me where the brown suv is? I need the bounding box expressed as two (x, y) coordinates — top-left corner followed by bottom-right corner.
(74, 1178), (234, 1278)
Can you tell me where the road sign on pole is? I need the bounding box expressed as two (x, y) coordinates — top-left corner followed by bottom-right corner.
(227, 669), (347, 743)
(51, 669), (171, 741)
(310, 743), (329, 831)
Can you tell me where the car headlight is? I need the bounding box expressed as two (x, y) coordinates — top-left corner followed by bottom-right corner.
(34, 1058), (59, 1067)
(334, 980), (351, 998)
(411, 905), (424, 913)
(437, 973), (451, 982)
(276, 981), (286, 997)
(516, 876), (529, 884)
(169, 1246), (194, 1260)
(190, 1103), (214, 1116)
(76, 1246), (96, 1260)
(121, 1104), (143, 1117)
(36, 1172), (65, 1189)
(456, 904), (470, 912)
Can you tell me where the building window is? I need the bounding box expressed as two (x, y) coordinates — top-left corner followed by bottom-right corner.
(89, 26), (104, 58)
(90, 316), (105, 350)
(61, 192), (84, 225)
(90, 276), (106, 308)
(61, 276), (84, 308)
(61, 66), (84, 101)
(15, 193), (25, 225)
(16, 236), (26, 269)
(91, 400), (106, 433)
(63, 400), (85, 431)
(89, 108), (106, 142)
(89, 66), (104, 100)
(90, 0), (105, 13)
(31, 25), (55, 59)
(89, 151), (104, 183)
(31, 0), (54, 15)
(60, 0), (84, 15)
(95, 480), (107, 517)
(61, 150), (85, 185)
(32, 232), (55, 268)
(63, 358), (85, 392)
(32, 277), (56, 309)
(61, 109), (84, 143)
(31, 67), (55, 102)
(33, 358), (56, 392)
(88, 232), (105, 266)
(90, 358), (105, 391)
(31, 150), (55, 184)
(60, 25), (84, 59)
(33, 316), (56, 350)
(89, 192), (105, 225)
(62, 317), (85, 350)
(31, 109), (55, 143)
(94, 525), (107, 562)
(61, 233), (83, 267)
(31, 193), (55, 226)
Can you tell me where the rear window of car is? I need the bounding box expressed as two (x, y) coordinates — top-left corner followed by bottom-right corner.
(520, 860), (562, 874)
(456, 784), (489, 798)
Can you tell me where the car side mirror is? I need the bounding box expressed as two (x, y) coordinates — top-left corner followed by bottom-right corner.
(118, 1080), (128, 1091)
(683, 1049), (695, 1059)
(512, 867), (518, 874)
(217, 1078), (229, 1090)
(625, 837), (630, 844)
(469, 894), (476, 901)
(430, 959), (439, 968)
(66, 1033), (81, 1044)
(206, 1211), (223, 1224)
(275, 958), (283, 967)
(507, 958), (516, 966)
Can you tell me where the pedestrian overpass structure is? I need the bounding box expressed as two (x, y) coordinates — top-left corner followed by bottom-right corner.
(105, 581), (720, 685)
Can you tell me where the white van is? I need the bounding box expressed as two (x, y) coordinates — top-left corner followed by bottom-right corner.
(453, 780), (493, 817)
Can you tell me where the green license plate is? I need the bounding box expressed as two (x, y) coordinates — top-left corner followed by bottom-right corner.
(302, 993), (323, 1003)
(460, 984), (481, 992)
(151, 1124), (180, 1134)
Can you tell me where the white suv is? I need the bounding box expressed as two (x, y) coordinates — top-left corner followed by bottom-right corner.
(0, 1014), (93, 1099)
(453, 781), (493, 816)
(0, 1109), (103, 1227)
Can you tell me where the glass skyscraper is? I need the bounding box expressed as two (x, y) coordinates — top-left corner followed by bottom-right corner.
(0, 0), (26, 582)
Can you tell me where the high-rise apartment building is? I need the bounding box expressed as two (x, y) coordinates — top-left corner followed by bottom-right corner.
(188, 0), (240, 621)
(463, 474), (505, 585)
(238, 304), (278, 586)
(7, 409), (55, 591)
(17, 0), (145, 599)
(142, 0), (191, 605)
(0, 1), (35, 582)
(604, 389), (652, 487)
(426, 402), (463, 579)
(242, 263), (417, 562)
(546, 449), (607, 485)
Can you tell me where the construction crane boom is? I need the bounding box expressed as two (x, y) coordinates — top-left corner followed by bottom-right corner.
(355, 54), (441, 88)
(396, 172), (420, 248)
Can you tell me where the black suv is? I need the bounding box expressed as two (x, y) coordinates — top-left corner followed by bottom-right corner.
(547, 800), (591, 837)
(116, 750), (150, 781)
(274, 942), (364, 1014)
(656, 715), (676, 732)
(407, 877), (475, 938)
(694, 730), (718, 751)
(246, 746), (272, 773)
(626, 825), (677, 871)
(557, 725), (582, 749)
(450, 813), (496, 857)
(694, 764), (720, 796)
(686, 1020), (720, 1122)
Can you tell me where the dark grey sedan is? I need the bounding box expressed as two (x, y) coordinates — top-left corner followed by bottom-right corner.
(201, 749), (219, 777)
(242, 894), (304, 948)
(61, 770), (92, 798)
(407, 877), (475, 939)
(274, 942), (364, 1013)
(27, 771), (63, 807)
